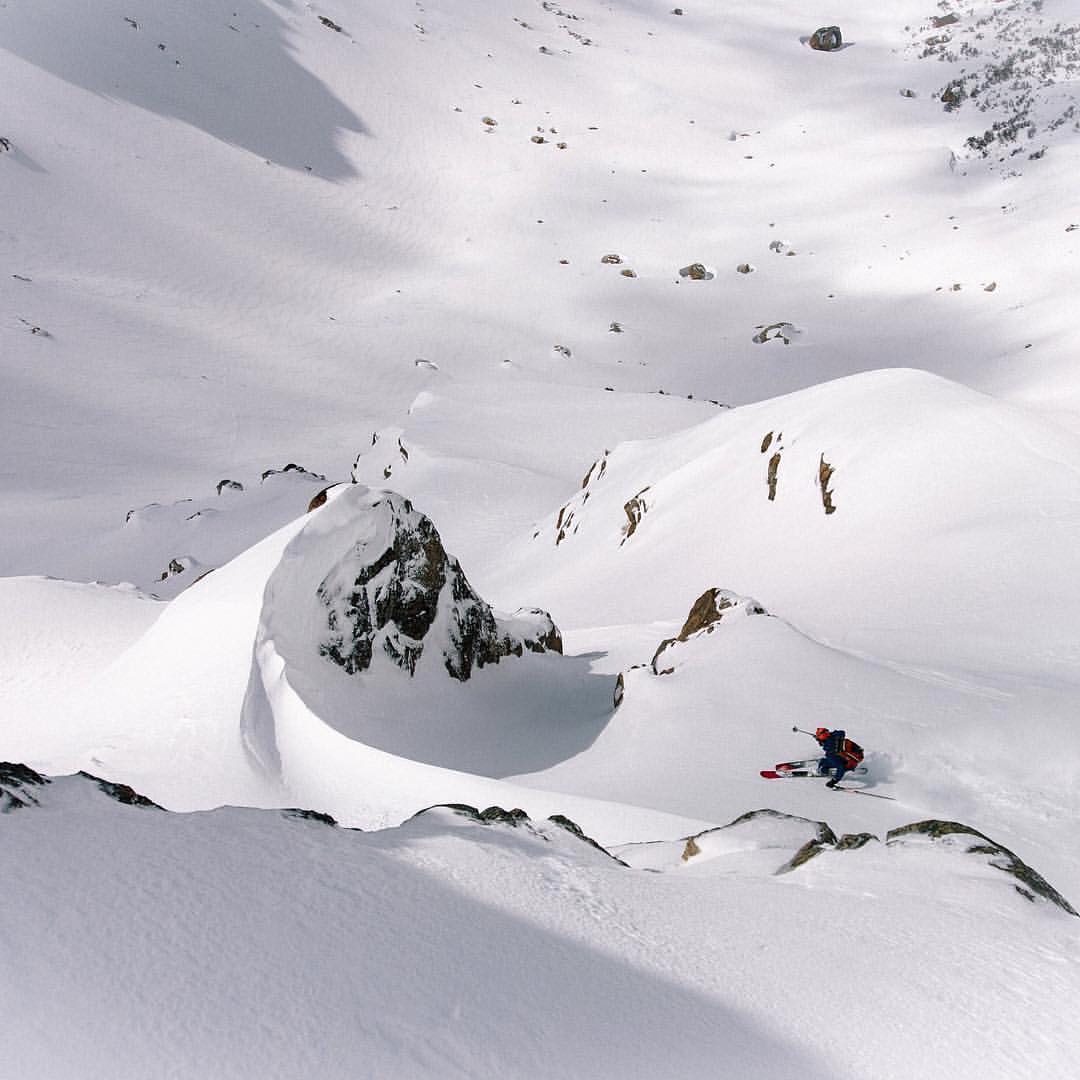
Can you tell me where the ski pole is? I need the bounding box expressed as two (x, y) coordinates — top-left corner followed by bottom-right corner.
(792, 726), (818, 738)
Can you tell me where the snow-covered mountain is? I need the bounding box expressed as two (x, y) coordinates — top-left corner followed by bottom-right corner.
(4, 0), (1080, 1076)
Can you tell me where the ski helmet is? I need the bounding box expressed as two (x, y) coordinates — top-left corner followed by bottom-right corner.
(815, 727), (830, 740)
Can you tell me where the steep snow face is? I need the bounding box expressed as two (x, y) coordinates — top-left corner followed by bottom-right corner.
(312, 488), (560, 680)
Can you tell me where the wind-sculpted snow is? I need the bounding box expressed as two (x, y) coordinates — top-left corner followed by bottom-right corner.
(5, 770), (1078, 1080)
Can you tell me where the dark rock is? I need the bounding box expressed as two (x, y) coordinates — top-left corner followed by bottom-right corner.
(613, 671), (625, 708)
(736, 262), (754, 273)
(601, 253), (623, 264)
(282, 808), (339, 826)
(318, 15), (343, 32)
(317, 494), (560, 681)
(886, 820), (1077, 915)
(0, 762), (50, 812)
(216, 479), (243, 495)
(79, 773), (162, 809)
(261, 463), (327, 483)
(809, 26), (842, 51)
(308, 486), (333, 512)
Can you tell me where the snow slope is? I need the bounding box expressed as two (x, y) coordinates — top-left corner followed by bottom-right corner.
(4, 772), (1078, 1080)
(5, 0), (1080, 1076)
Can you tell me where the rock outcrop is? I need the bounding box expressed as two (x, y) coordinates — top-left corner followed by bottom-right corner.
(317, 493), (561, 681)
(0, 761), (49, 812)
(651, 589), (768, 674)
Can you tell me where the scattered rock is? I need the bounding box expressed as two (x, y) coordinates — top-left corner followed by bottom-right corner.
(531, 134), (547, 144)
(553, 343), (572, 358)
(613, 671), (625, 708)
(601, 253), (623, 264)
(899, 88), (917, 98)
(318, 15), (343, 32)
(216, 479), (243, 495)
(482, 116), (498, 127)
(809, 26), (842, 51)
(931, 13), (959, 28)
(983, 281), (997, 292)
(0, 137), (11, 152)
(620, 268), (637, 278)
(608, 321), (624, 333)
(736, 262), (754, 274)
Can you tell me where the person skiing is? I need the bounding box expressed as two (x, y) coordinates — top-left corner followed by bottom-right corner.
(814, 727), (863, 788)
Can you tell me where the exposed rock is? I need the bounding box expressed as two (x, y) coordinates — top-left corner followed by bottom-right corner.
(80, 773), (162, 809)
(318, 15), (343, 32)
(818, 454), (836, 515)
(608, 321), (624, 333)
(760, 431), (774, 454)
(678, 262), (714, 280)
(651, 589), (768, 674)
(601, 253), (623, 264)
(620, 268), (637, 278)
(316, 493), (561, 681)
(836, 832), (878, 851)
(531, 134), (547, 144)
(809, 25), (842, 51)
(613, 671), (625, 708)
(887, 820), (1078, 915)
(0, 762), (50, 812)
(308, 486), (333, 512)
(931, 13), (959, 28)
(216, 479), (243, 495)
(261, 463), (327, 483)
(282, 808), (339, 826)
(412, 804), (628, 864)
(620, 487), (650, 544)
(753, 321), (800, 345)
(767, 451), (781, 500)
(159, 556), (194, 581)
(736, 262), (754, 274)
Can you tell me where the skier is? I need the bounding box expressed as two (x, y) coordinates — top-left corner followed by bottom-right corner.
(814, 727), (863, 788)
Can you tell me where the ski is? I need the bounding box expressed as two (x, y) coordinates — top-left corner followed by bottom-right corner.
(760, 763), (868, 780)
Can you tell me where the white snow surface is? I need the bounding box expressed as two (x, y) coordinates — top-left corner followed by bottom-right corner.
(4, 0), (1080, 1076)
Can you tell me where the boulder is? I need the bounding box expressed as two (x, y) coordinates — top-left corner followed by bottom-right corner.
(809, 26), (842, 51)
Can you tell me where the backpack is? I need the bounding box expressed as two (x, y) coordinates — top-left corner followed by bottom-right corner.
(840, 738), (864, 766)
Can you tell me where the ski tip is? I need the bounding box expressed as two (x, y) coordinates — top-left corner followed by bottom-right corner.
(759, 770), (781, 779)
